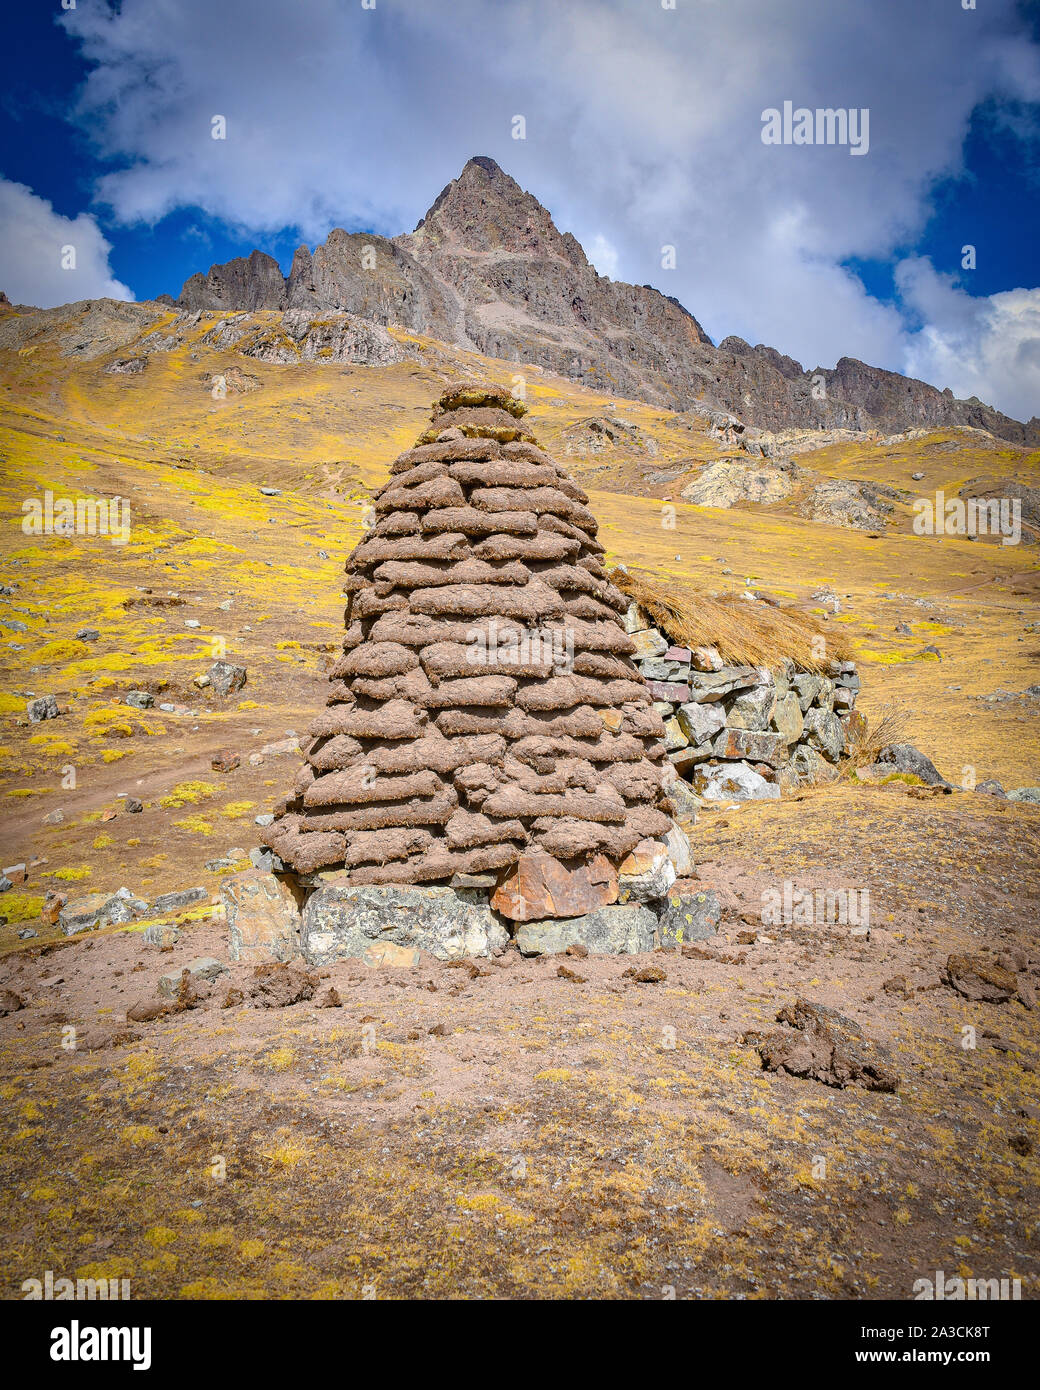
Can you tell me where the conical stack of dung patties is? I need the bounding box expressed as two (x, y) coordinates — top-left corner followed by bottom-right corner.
(262, 379), (673, 885)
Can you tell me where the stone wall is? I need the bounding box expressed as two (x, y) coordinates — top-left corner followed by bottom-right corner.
(621, 600), (861, 812)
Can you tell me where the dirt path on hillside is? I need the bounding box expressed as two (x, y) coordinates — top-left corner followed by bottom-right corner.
(1, 749), (242, 846)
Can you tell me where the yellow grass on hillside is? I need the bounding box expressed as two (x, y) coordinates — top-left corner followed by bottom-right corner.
(0, 299), (1038, 925)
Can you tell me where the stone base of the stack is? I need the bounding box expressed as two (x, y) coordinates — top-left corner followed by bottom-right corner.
(223, 828), (720, 965)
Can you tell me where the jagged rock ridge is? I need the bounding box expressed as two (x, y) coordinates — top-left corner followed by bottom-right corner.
(176, 157), (1038, 446)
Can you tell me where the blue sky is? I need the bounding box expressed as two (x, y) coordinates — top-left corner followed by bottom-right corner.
(1, 0), (1038, 421)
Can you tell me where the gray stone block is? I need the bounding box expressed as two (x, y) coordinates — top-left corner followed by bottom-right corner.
(208, 661), (248, 696)
(27, 695), (59, 722)
(514, 904), (658, 956)
(876, 743), (949, 787)
(657, 887), (721, 949)
(249, 846), (285, 873)
(143, 923), (180, 947)
(301, 884), (508, 964)
(728, 682), (776, 730)
(1008, 786), (1040, 803)
(696, 761), (780, 802)
(772, 690), (804, 744)
(803, 708), (847, 761)
(713, 726), (786, 766)
(158, 956), (227, 997)
(59, 889), (148, 935)
(151, 886), (208, 913)
(677, 700), (726, 745)
(792, 673), (823, 711)
(661, 769), (703, 822)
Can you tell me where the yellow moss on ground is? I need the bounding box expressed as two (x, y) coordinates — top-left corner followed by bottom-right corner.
(0, 893), (45, 923)
(172, 815), (214, 836)
(28, 736), (76, 756)
(34, 639), (89, 664)
(160, 781), (217, 809)
(83, 708), (134, 738)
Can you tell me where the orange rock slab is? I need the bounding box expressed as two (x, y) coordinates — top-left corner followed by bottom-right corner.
(491, 850), (618, 921)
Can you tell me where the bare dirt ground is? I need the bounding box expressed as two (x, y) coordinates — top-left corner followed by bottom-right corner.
(1, 788), (1037, 1301)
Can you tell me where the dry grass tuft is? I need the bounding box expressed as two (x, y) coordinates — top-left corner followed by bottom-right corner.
(843, 703), (913, 769)
(610, 565), (850, 672)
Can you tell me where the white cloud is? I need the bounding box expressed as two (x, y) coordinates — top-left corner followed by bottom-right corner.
(0, 179), (132, 308)
(56, 0), (1040, 417)
(586, 234), (620, 280)
(897, 258), (1040, 424)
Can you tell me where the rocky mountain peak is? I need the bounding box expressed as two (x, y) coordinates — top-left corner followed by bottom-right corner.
(170, 157), (1037, 446)
(409, 154), (588, 271)
(179, 248), (286, 313)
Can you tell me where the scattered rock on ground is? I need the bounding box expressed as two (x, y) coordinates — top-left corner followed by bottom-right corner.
(877, 743), (951, 788)
(27, 695), (59, 722)
(126, 996), (173, 1023)
(945, 953), (1017, 1003)
(142, 923), (180, 948)
(40, 892), (66, 925)
(1007, 787), (1040, 804)
(247, 961), (319, 1008)
(158, 956), (227, 997)
(208, 661), (248, 696)
(975, 780), (1007, 798)
(59, 889), (148, 936)
(624, 964), (667, 983)
(747, 998), (899, 1092)
(151, 886), (208, 914)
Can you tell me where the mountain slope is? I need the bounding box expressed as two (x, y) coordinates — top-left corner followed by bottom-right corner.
(175, 156), (1038, 446)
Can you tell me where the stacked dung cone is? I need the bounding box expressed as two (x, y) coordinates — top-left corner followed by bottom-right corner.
(263, 379), (673, 884)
